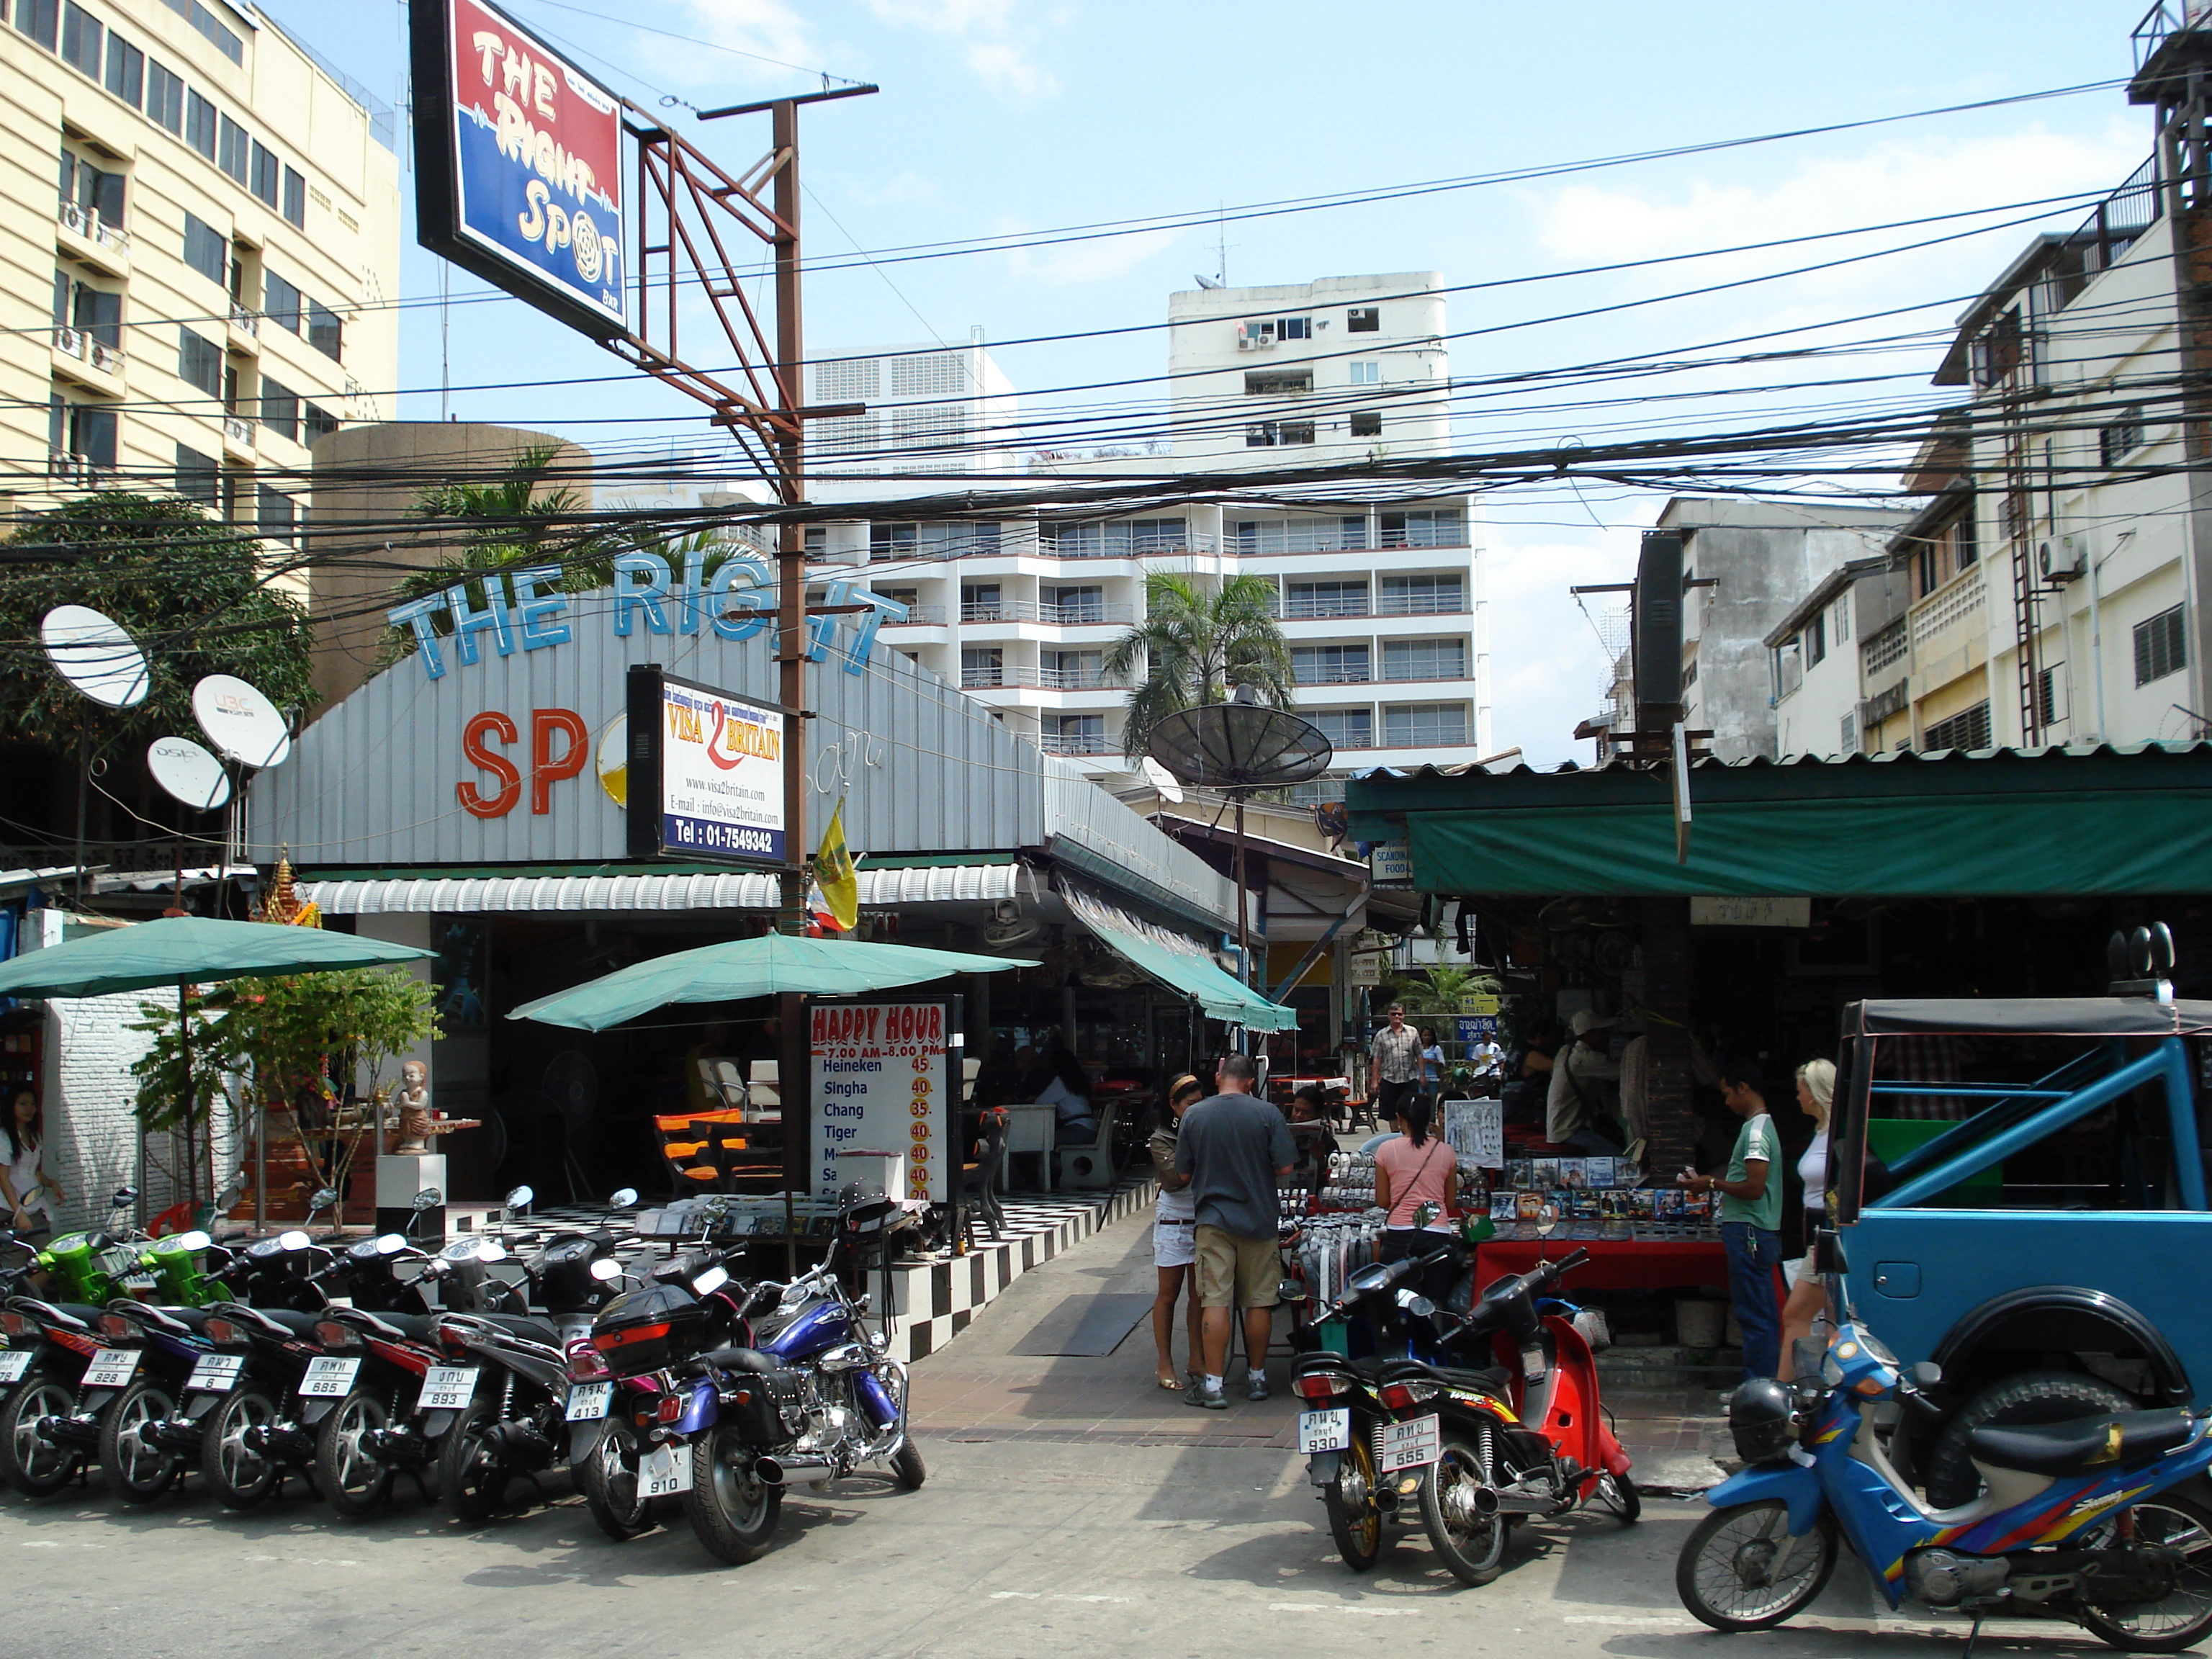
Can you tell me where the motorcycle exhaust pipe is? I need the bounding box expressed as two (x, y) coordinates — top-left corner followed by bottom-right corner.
(1473, 1485), (1551, 1515)
(752, 1452), (832, 1487)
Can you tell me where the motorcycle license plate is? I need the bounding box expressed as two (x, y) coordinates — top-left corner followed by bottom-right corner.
(417, 1365), (478, 1413)
(639, 1444), (692, 1498)
(82, 1348), (140, 1390)
(186, 1354), (246, 1394)
(298, 1357), (362, 1398)
(565, 1382), (612, 1422)
(1299, 1408), (1352, 1455)
(1379, 1413), (1442, 1474)
(0, 1350), (32, 1385)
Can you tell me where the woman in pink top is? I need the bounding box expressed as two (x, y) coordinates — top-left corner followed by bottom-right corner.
(1372, 1096), (1458, 1264)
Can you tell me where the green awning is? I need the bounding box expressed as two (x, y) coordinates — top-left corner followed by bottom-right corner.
(1347, 745), (2212, 898)
(1089, 920), (1301, 1030)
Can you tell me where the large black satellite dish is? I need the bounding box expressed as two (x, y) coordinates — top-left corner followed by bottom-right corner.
(1145, 699), (1332, 790)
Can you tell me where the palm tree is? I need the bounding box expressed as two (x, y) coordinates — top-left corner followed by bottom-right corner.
(1104, 571), (1295, 763)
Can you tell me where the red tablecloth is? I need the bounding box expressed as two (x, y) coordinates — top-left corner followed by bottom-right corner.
(1473, 1237), (1728, 1292)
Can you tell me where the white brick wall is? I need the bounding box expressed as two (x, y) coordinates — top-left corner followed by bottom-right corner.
(42, 992), (158, 1233)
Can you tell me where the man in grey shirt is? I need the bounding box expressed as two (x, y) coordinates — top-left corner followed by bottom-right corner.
(1175, 1053), (1296, 1408)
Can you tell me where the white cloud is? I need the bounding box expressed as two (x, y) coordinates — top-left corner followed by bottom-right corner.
(965, 41), (1058, 100)
(657, 1), (820, 89)
(863, 0), (1060, 102)
(1005, 225), (1179, 287)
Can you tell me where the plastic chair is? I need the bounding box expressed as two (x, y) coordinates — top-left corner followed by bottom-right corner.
(1052, 1102), (1118, 1191)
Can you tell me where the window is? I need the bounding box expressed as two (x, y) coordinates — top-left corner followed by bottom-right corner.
(256, 485), (296, 544)
(1347, 306), (1379, 333)
(1292, 644), (1371, 685)
(262, 271), (301, 331)
(146, 60), (182, 131)
(1041, 517), (1184, 557)
(2038, 665), (2064, 727)
(1244, 369), (1313, 396)
(1378, 508), (1465, 547)
(259, 374), (297, 442)
(961, 583), (1002, 620)
(282, 166), (305, 228)
(183, 213), (225, 284)
(302, 401), (338, 444)
(58, 2), (98, 75)
(174, 442), (217, 505)
(218, 116), (249, 184)
(1379, 574), (1465, 614)
(1384, 703), (1468, 747)
(248, 140), (280, 208)
(307, 299), (343, 359)
(104, 32), (143, 105)
(959, 647), (1003, 688)
(1806, 611), (1827, 667)
(1349, 361), (1381, 385)
(48, 398), (116, 473)
(1840, 714), (1858, 755)
(1043, 714), (1106, 753)
(1284, 580), (1368, 619)
(59, 150), (125, 225)
(178, 327), (222, 397)
(1923, 701), (1992, 752)
(2102, 405), (2147, 469)
(1042, 584), (1103, 622)
(58, 279), (120, 348)
(1955, 509), (1978, 570)
(1349, 410), (1382, 438)
(1308, 709), (1373, 750)
(1833, 595), (1851, 644)
(163, 0), (243, 63)
(1043, 652), (1104, 689)
(1382, 638), (1467, 681)
(1231, 516), (1364, 554)
(2134, 604), (2188, 687)
(184, 91), (216, 161)
(1246, 420), (1316, 446)
(14, 0), (58, 50)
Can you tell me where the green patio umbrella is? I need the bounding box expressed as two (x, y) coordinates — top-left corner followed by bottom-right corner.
(508, 933), (1036, 1032)
(0, 914), (435, 999)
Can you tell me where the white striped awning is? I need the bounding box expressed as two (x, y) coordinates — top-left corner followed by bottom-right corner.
(300, 863), (1023, 917)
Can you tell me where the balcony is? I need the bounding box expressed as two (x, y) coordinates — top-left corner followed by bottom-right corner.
(228, 303), (261, 351)
(960, 665), (1127, 691)
(1277, 596), (1371, 620)
(47, 450), (100, 487)
(1037, 530), (1214, 559)
(1375, 591), (1467, 616)
(55, 200), (129, 274)
(1861, 616), (1908, 676)
(958, 600), (1135, 626)
(881, 604), (947, 625)
(222, 416), (257, 459)
(52, 327), (125, 394)
(1040, 731), (1112, 756)
(1906, 565), (1987, 693)
(1293, 665), (1373, 685)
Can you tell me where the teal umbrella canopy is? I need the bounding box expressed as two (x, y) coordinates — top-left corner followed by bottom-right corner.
(508, 934), (1037, 1032)
(0, 915), (436, 999)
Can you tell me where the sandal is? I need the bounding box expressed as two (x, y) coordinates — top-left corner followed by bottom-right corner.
(1155, 1372), (1184, 1390)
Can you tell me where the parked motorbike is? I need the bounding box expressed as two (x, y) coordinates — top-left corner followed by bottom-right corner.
(0, 1293), (210, 1500)
(189, 1299), (336, 1508)
(1678, 1235), (2212, 1652)
(307, 1303), (457, 1519)
(35, 1187), (151, 1303)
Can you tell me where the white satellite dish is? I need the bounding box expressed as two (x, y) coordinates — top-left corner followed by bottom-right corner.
(40, 605), (150, 708)
(145, 736), (231, 811)
(191, 674), (291, 769)
(1141, 756), (1185, 804)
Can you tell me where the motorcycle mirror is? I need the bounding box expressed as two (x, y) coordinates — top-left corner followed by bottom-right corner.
(505, 1184), (534, 1213)
(375, 1233), (407, 1256)
(110, 1186), (137, 1208)
(1535, 1202), (1560, 1238)
(213, 1183), (244, 1213)
(607, 1187), (638, 1210)
(277, 1229), (310, 1251)
(1813, 1226), (1848, 1277)
(412, 1188), (443, 1211)
(589, 1256), (622, 1282)
(1912, 1360), (1943, 1388)
(691, 1264), (729, 1297)
(1394, 1287), (1436, 1318)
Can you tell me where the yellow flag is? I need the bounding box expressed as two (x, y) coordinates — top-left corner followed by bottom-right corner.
(814, 798), (858, 932)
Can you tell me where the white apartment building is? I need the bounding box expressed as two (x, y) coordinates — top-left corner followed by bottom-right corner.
(804, 275), (1488, 791)
(804, 331), (1020, 482)
(1, 1), (401, 584)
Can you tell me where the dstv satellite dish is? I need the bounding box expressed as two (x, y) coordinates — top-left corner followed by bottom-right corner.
(191, 674), (291, 769)
(1140, 756), (1185, 803)
(145, 736), (231, 811)
(41, 605), (150, 708)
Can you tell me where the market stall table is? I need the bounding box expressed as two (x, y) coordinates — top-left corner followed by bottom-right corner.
(1471, 1236), (1727, 1292)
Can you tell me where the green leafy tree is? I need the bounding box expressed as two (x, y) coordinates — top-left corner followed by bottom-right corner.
(0, 493), (314, 752)
(1103, 572), (1294, 763)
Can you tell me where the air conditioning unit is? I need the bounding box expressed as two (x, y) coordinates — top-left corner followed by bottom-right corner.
(2039, 533), (2087, 582)
(1236, 323), (1271, 351)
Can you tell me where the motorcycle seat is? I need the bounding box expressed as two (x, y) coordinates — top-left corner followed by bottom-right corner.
(336, 1308), (441, 1344)
(217, 1305), (324, 1339)
(9, 1298), (96, 1331)
(469, 1313), (562, 1346)
(108, 1300), (202, 1336)
(1968, 1409), (2198, 1477)
(1380, 1357), (1512, 1395)
(698, 1346), (778, 1375)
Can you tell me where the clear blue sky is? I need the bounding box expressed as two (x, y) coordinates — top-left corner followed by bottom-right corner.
(292, 0), (2155, 763)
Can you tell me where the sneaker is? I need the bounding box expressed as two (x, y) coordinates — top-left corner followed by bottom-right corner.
(1247, 1375), (1271, 1403)
(1186, 1383), (1229, 1411)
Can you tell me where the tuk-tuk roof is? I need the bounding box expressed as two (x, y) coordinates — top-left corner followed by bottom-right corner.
(1848, 997), (2212, 1038)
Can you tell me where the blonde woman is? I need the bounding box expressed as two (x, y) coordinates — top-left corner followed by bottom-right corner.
(1778, 1058), (1835, 1381)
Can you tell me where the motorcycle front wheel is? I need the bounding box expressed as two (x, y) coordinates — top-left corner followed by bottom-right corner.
(100, 1380), (183, 1503)
(1676, 1498), (1838, 1632)
(580, 1418), (656, 1542)
(201, 1388), (280, 1509)
(891, 1440), (927, 1491)
(1, 1375), (79, 1496)
(315, 1388), (394, 1520)
(2077, 1493), (2212, 1653)
(1420, 1434), (1508, 1586)
(1323, 1434), (1384, 1572)
(1593, 1470), (1642, 1524)
(438, 1397), (513, 1523)
(683, 1427), (783, 1565)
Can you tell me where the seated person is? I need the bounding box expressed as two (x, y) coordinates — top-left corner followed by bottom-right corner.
(1287, 1084), (1341, 1192)
(1035, 1047), (1097, 1146)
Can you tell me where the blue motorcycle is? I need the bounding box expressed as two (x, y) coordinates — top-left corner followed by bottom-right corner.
(1678, 1233), (2212, 1652)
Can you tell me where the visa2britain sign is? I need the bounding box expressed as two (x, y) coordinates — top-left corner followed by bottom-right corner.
(410, 0), (627, 340)
(625, 665), (787, 866)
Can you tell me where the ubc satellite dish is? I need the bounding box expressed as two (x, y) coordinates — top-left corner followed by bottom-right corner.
(40, 606), (150, 708)
(145, 736), (231, 811)
(190, 675), (291, 770)
(1139, 756), (1185, 804)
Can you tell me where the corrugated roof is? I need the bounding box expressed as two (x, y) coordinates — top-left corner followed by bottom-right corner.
(302, 863), (1025, 917)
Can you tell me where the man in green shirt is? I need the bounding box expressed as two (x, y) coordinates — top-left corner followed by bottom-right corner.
(1678, 1062), (1782, 1381)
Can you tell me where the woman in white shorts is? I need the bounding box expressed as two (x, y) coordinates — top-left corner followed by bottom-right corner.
(1148, 1073), (1207, 1390)
(1779, 1058), (1835, 1380)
